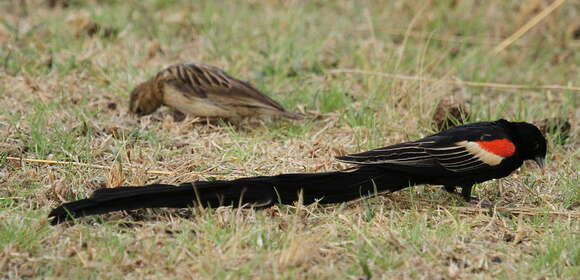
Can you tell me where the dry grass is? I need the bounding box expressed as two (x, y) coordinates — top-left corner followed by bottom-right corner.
(1, 0), (578, 279)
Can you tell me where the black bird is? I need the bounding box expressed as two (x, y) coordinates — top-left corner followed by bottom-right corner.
(49, 119), (546, 225)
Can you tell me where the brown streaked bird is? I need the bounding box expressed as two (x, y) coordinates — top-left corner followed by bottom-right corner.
(129, 62), (303, 119)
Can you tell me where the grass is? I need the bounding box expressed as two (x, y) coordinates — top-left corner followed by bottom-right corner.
(1, 0), (579, 278)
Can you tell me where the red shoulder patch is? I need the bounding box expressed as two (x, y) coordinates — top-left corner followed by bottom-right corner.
(475, 139), (515, 157)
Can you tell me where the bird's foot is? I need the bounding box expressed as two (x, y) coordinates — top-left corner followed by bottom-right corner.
(171, 110), (186, 122)
(465, 197), (493, 208)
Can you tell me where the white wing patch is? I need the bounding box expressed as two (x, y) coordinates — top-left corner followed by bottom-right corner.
(456, 141), (504, 166)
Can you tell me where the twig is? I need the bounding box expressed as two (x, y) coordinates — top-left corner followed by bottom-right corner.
(5, 156), (175, 175)
(492, 0), (567, 54)
(329, 69), (580, 92)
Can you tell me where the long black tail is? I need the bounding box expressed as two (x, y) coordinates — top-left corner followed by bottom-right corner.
(48, 166), (420, 225)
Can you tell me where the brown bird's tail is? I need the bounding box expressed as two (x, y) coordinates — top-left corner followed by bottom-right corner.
(49, 166), (419, 225)
(279, 109), (307, 120)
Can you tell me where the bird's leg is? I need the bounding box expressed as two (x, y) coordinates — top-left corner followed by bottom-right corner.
(444, 185), (477, 203)
(462, 184), (493, 207)
(443, 185), (457, 194)
(461, 185), (475, 202)
(171, 110), (186, 122)
(444, 185), (477, 202)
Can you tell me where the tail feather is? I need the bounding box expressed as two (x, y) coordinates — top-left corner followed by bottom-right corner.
(280, 110), (306, 120)
(48, 167), (420, 225)
(48, 184), (195, 225)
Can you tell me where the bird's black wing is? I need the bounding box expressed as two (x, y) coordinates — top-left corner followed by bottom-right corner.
(337, 122), (517, 175)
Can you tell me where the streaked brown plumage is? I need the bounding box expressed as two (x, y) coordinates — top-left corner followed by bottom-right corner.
(129, 62), (302, 119)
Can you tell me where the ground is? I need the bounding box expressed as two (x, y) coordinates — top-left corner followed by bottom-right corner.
(0, 0), (578, 279)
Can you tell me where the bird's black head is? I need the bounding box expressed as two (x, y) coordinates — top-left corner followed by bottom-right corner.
(509, 121), (547, 168)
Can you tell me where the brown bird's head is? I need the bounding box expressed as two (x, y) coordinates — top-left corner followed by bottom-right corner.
(128, 80), (163, 116)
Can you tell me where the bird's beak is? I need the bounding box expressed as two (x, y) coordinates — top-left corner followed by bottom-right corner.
(534, 156), (545, 169)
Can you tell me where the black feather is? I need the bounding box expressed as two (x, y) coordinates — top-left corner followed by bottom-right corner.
(48, 166), (420, 225)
